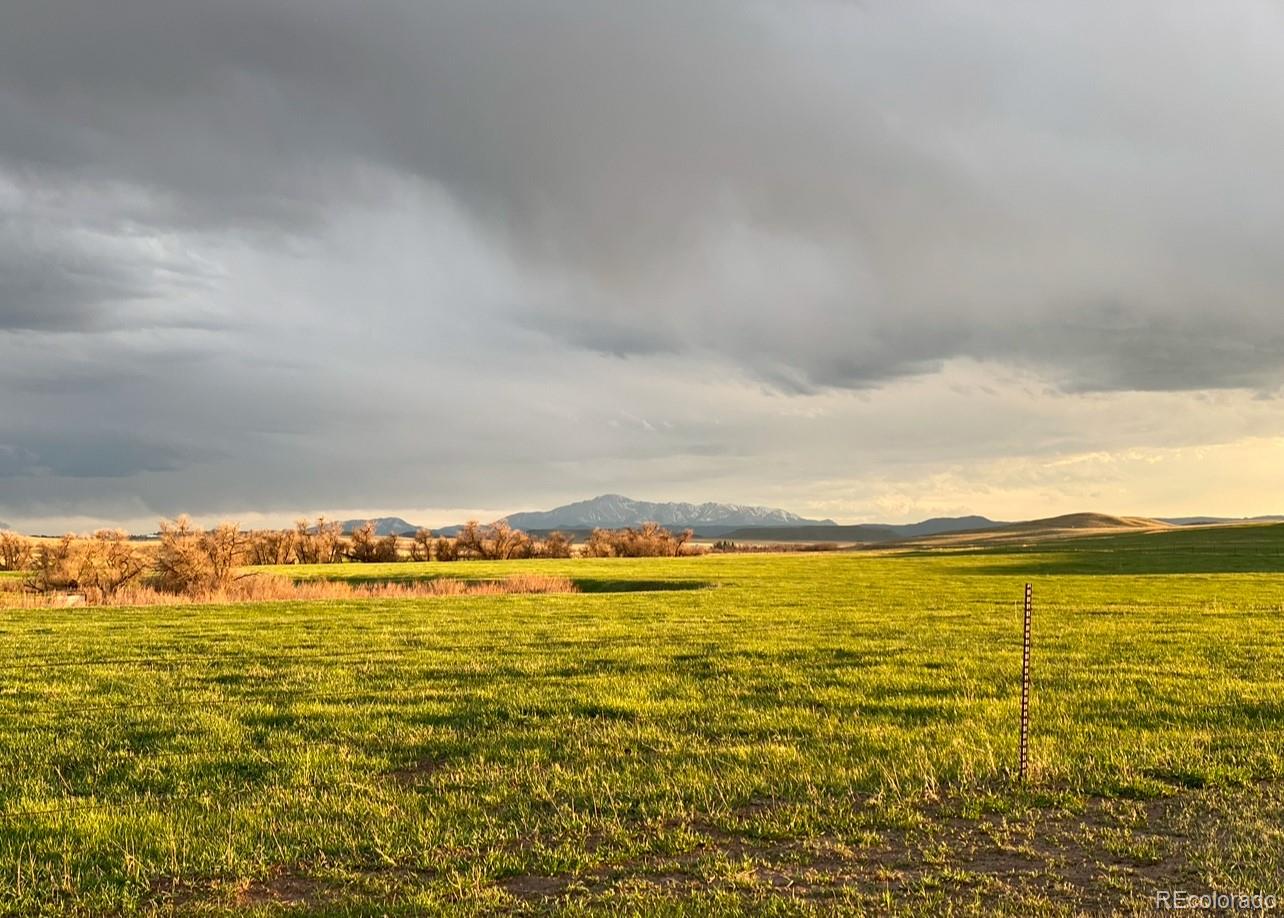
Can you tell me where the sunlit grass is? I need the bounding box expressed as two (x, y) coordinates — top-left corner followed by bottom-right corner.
(1, 530), (1282, 913)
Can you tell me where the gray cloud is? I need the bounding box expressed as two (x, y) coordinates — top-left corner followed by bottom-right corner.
(5, 2), (1284, 387)
(0, 432), (188, 478)
(3, 1), (1284, 525)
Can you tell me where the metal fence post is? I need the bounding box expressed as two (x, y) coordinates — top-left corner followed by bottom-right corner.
(1019, 582), (1032, 784)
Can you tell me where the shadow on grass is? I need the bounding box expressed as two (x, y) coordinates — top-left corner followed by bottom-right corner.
(572, 579), (711, 594)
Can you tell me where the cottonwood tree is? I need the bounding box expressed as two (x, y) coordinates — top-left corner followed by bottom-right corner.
(76, 529), (148, 600)
(455, 520), (532, 560)
(410, 528), (434, 561)
(536, 531), (572, 559)
(0, 531), (32, 572)
(24, 534), (76, 592)
(294, 517), (344, 564)
(21, 531), (146, 599)
(348, 522), (402, 563)
(348, 521), (380, 563)
(248, 529), (295, 565)
(584, 523), (699, 558)
(154, 517), (246, 596)
(536, 531), (574, 559)
(374, 532), (399, 562)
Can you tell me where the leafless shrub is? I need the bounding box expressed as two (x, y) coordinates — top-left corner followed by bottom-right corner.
(583, 522), (702, 557)
(0, 531), (32, 571)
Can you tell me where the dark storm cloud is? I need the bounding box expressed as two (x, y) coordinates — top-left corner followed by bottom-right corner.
(0, 240), (144, 330)
(5, 1), (1284, 391)
(3, 1), (1284, 523)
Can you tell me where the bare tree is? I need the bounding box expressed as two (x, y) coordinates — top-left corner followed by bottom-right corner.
(410, 528), (434, 561)
(584, 523), (701, 557)
(204, 522), (245, 586)
(24, 534), (76, 592)
(347, 522), (402, 563)
(434, 537), (458, 562)
(456, 520), (532, 560)
(374, 532), (400, 562)
(76, 529), (148, 600)
(348, 521), (379, 562)
(0, 531), (32, 572)
(248, 529), (295, 565)
(154, 517), (246, 596)
(536, 531), (574, 559)
(490, 521), (532, 560)
(454, 521), (484, 559)
(295, 517), (344, 564)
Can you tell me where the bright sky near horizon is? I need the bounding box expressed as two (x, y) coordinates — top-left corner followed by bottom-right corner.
(3, 2), (1284, 532)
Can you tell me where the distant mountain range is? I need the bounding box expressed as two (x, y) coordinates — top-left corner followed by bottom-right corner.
(498, 494), (834, 536)
(316, 504), (1284, 543)
(5, 506), (1284, 541)
(379, 496), (1010, 540)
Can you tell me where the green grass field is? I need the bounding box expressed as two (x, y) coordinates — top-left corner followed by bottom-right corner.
(2, 526), (1283, 914)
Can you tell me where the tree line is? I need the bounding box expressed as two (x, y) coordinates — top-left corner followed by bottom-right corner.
(0, 518), (704, 601)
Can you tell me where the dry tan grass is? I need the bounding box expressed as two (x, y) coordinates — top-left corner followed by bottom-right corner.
(0, 572), (578, 608)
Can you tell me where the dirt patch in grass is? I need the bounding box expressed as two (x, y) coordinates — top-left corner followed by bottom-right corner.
(238, 870), (330, 907)
(384, 757), (451, 786)
(495, 784), (1282, 911)
(146, 870), (334, 910)
(497, 874), (577, 899)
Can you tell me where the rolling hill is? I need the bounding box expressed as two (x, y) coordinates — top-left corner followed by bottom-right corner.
(879, 512), (1175, 550)
(1160, 515), (1284, 526)
(720, 516), (1003, 543)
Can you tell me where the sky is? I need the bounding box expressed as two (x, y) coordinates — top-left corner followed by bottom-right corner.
(3, 0), (1284, 533)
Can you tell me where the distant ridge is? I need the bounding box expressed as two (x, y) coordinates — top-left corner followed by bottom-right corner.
(720, 516), (1003, 543)
(873, 512), (1176, 551)
(500, 494), (834, 535)
(1160, 515), (1284, 526)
